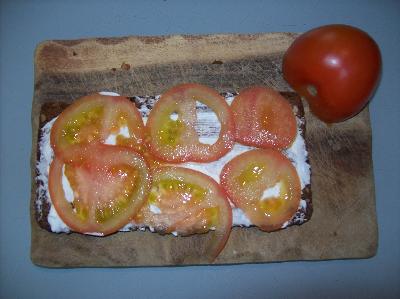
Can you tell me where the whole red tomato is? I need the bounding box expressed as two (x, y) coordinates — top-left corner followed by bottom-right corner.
(282, 24), (381, 123)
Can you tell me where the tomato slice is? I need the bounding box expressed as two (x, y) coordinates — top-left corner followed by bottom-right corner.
(134, 166), (232, 262)
(146, 83), (235, 163)
(49, 144), (151, 236)
(231, 86), (297, 150)
(220, 149), (301, 232)
(50, 93), (144, 163)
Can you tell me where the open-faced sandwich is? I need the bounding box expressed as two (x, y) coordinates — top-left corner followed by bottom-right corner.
(35, 83), (312, 262)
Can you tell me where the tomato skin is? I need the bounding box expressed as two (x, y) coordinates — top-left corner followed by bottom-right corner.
(231, 86), (297, 149)
(146, 83), (235, 163)
(49, 144), (151, 236)
(220, 149), (301, 232)
(134, 166), (232, 262)
(51, 93), (145, 163)
(282, 24), (381, 123)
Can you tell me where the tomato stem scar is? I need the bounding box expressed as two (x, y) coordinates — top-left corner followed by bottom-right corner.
(306, 85), (317, 97)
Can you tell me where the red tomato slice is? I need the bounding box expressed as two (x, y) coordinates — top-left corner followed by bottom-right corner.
(134, 166), (232, 262)
(50, 93), (144, 163)
(146, 83), (235, 163)
(49, 144), (151, 236)
(220, 149), (301, 232)
(231, 86), (297, 150)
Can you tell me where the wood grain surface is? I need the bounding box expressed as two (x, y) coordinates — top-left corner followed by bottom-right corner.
(30, 33), (377, 267)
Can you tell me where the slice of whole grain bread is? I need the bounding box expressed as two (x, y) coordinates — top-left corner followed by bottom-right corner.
(35, 92), (312, 233)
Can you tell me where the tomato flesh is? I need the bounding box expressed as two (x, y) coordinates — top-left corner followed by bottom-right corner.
(231, 86), (297, 149)
(146, 83), (235, 163)
(51, 94), (145, 162)
(283, 24), (381, 123)
(220, 149), (301, 232)
(49, 144), (151, 235)
(134, 166), (232, 262)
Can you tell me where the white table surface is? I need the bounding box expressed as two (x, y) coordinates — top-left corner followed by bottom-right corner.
(1, 1), (399, 298)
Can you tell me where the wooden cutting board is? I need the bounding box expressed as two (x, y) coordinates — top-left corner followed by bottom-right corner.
(30, 33), (377, 267)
